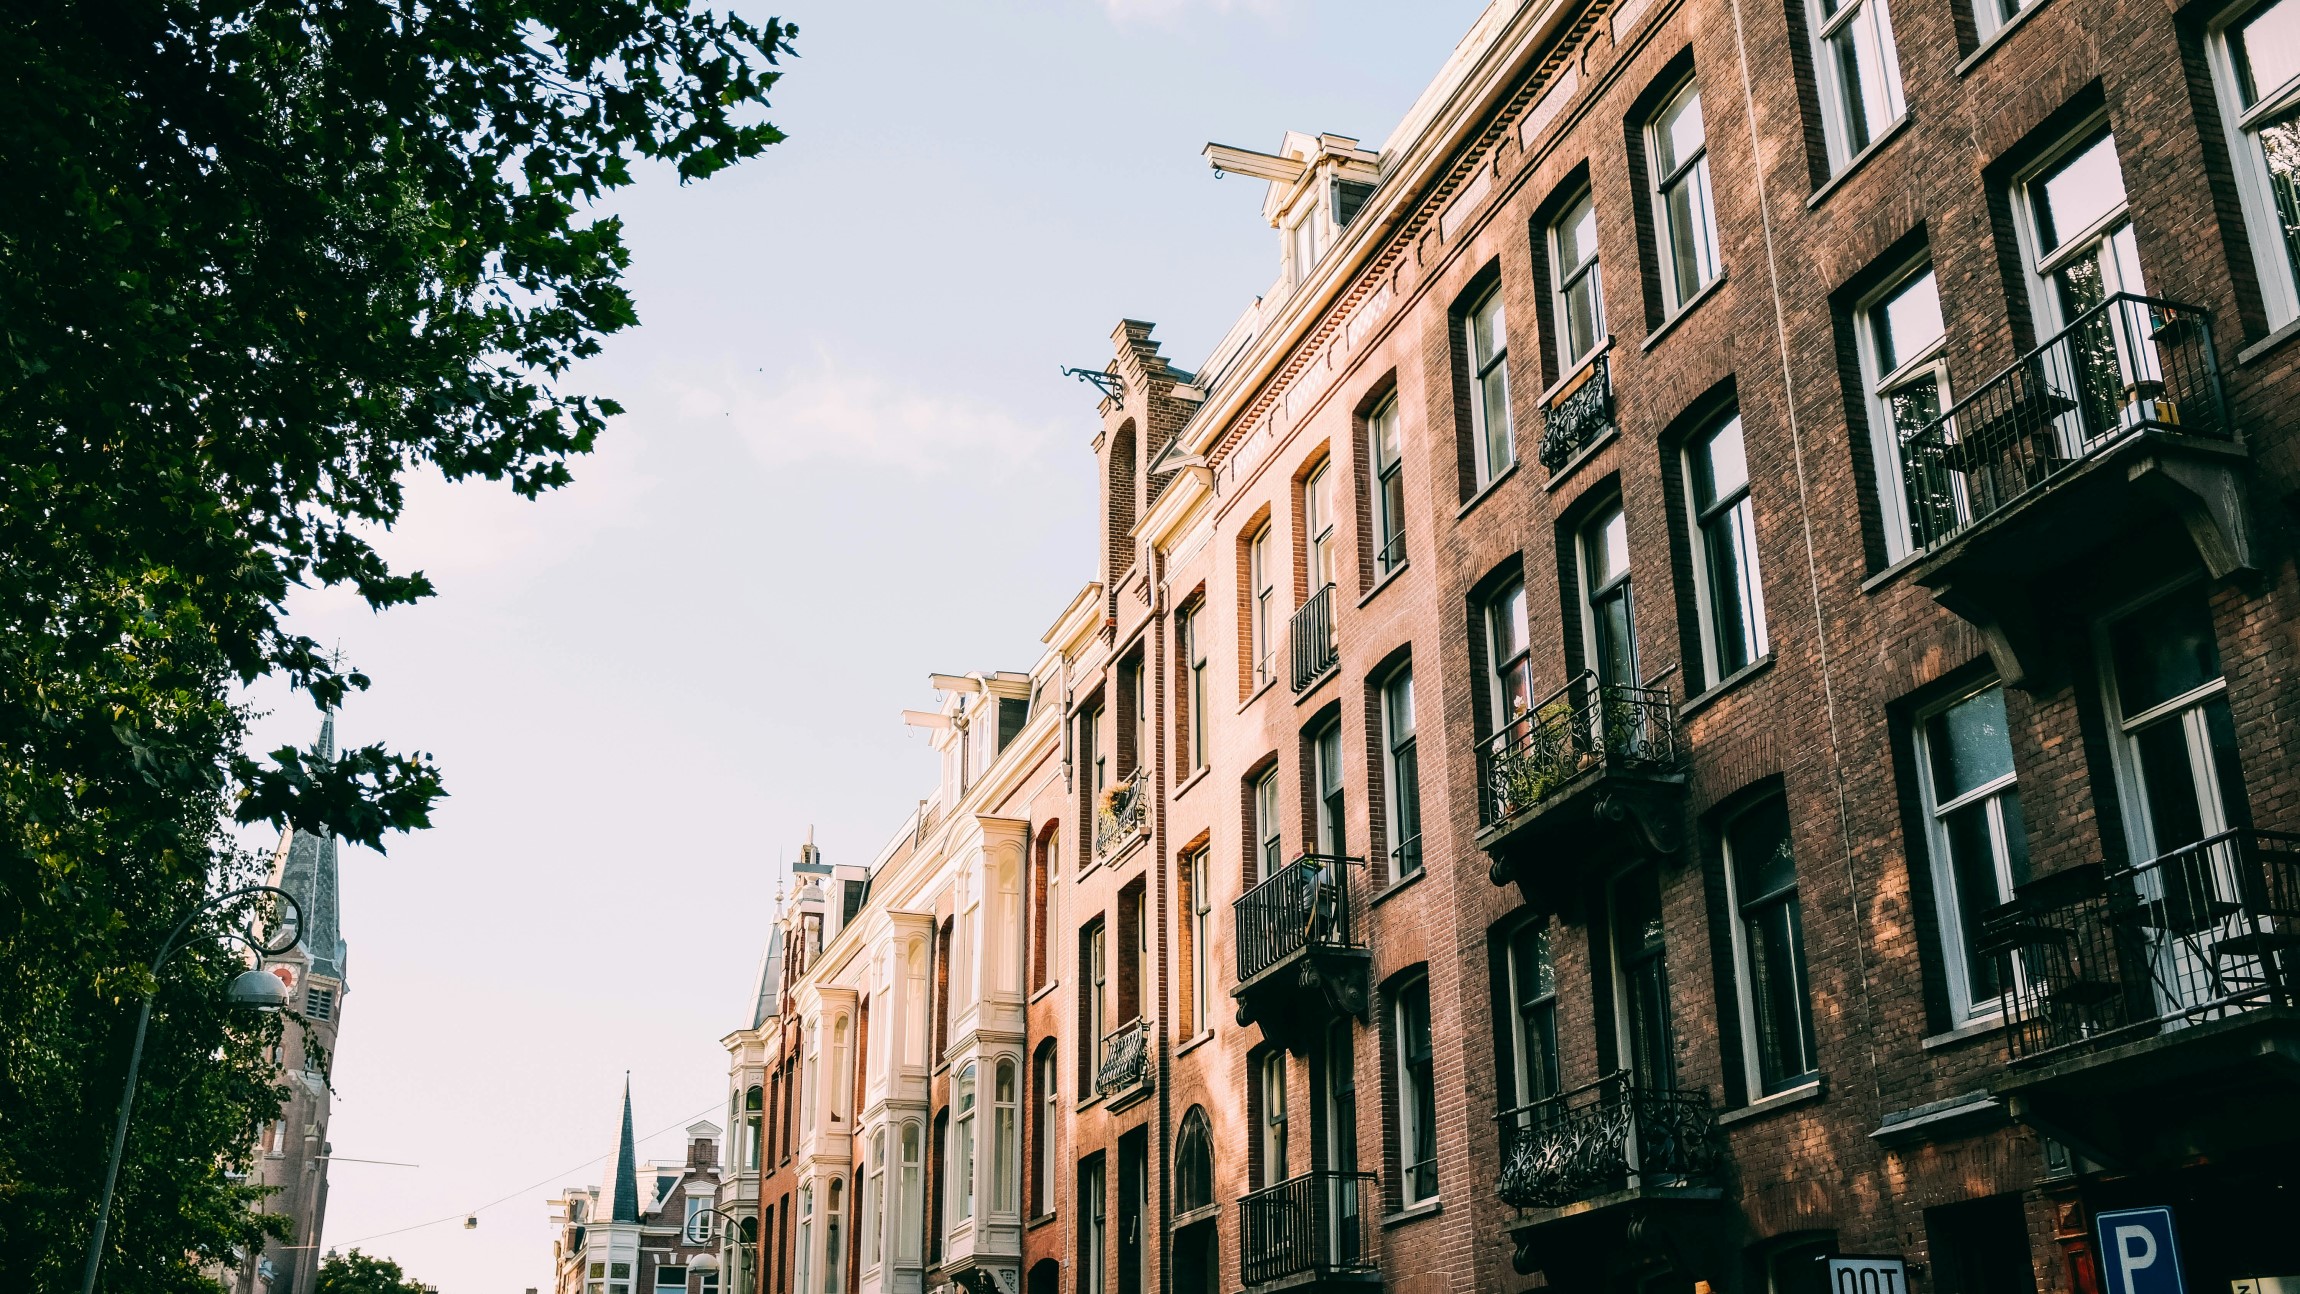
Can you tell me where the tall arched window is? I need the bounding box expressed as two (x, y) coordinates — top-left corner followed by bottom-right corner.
(864, 1130), (885, 1271)
(829, 1016), (850, 1124)
(1032, 1040), (1058, 1217)
(825, 1176), (845, 1294)
(953, 1063), (978, 1222)
(993, 1058), (1019, 1214)
(1032, 827), (1057, 992)
(898, 1121), (923, 1262)
(1175, 1107), (1213, 1214)
(993, 857), (1021, 995)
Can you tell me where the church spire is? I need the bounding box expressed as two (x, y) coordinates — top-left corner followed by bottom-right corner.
(267, 714), (347, 982)
(608, 1077), (640, 1224)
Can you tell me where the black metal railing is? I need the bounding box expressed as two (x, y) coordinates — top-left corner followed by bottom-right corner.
(1899, 293), (2226, 554)
(1237, 1171), (1377, 1288)
(1377, 528), (1406, 576)
(1479, 671), (1681, 826)
(1290, 584), (1338, 693)
(1234, 853), (1360, 985)
(1096, 1017), (1151, 1096)
(1538, 352), (1616, 471)
(1982, 827), (2300, 1066)
(1495, 1073), (1724, 1211)
(1094, 780), (1147, 857)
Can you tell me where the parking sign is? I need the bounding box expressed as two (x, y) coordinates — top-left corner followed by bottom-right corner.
(2097, 1207), (2185, 1294)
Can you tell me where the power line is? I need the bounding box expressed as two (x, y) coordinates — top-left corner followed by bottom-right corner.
(336, 1103), (719, 1248)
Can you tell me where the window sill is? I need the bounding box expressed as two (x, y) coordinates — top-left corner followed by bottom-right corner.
(1806, 114), (1912, 211)
(1293, 666), (1338, 706)
(1680, 653), (1775, 719)
(1175, 1202), (1222, 1229)
(1922, 1013), (2005, 1051)
(1455, 459), (1522, 521)
(1716, 1076), (1825, 1127)
(1541, 424), (1619, 494)
(1239, 675), (1281, 714)
(1859, 547), (1926, 595)
(1029, 980), (1060, 1007)
(2237, 314), (2300, 366)
(1642, 271), (1729, 353)
(1359, 560), (1410, 609)
(1172, 765), (1211, 802)
(1536, 340), (1613, 409)
(1176, 1028), (1216, 1057)
(1027, 1212), (1059, 1232)
(1370, 865), (1429, 908)
(1381, 1198), (1442, 1229)
(1956, 0), (2054, 78)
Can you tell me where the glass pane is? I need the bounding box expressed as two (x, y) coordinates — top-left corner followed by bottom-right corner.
(1831, 15), (1882, 153)
(2205, 695), (2253, 831)
(2135, 715), (2209, 852)
(1748, 897), (1816, 1087)
(1665, 175), (1707, 303)
(1562, 274), (1601, 361)
(1926, 686), (2015, 801)
(1587, 507), (1631, 589)
(1729, 797), (1798, 904)
(1473, 291), (1506, 367)
(2035, 134), (2128, 255)
(2239, 0), (2300, 105)
(1558, 195), (1599, 271)
(1386, 672), (1415, 743)
(2111, 589), (2222, 714)
(1595, 589), (1637, 688)
(1481, 365), (1514, 472)
(1876, 269), (1943, 374)
(1511, 921), (1555, 1003)
(1943, 799), (2007, 1001)
(1492, 582), (1528, 664)
(1692, 415), (1749, 512)
(1655, 85), (1705, 177)
(1373, 401), (1400, 470)
(1702, 498), (1759, 674)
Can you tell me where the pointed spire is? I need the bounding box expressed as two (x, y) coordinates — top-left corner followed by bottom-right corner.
(268, 713), (346, 982)
(609, 1076), (640, 1224)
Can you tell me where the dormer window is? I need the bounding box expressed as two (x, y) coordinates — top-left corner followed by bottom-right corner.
(1291, 204), (1324, 284)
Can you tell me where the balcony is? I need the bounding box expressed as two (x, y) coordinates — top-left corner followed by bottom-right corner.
(1978, 828), (2300, 1168)
(1496, 1075), (1726, 1278)
(1538, 352), (1615, 473)
(1476, 672), (1685, 893)
(1095, 1017), (1152, 1107)
(1896, 294), (2253, 687)
(1290, 584), (1337, 693)
(1094, 779), (1147, 859)
(1231, 854), (1371, 1047)
(1237, 1171), (1378, 1293)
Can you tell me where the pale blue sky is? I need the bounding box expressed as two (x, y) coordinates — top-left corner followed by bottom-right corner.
(241, 1), (1490, 1286)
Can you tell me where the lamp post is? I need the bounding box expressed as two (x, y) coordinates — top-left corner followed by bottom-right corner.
(686, 1206), (759, 1294)
(78, 884), (303, 1294)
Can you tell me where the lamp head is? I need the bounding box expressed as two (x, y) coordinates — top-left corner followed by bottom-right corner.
(227, 969), (290, 1012)
(689, 1253), (721, 1274)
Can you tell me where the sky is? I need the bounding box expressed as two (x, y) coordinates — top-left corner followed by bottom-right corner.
(236, 1), (1492, 1287)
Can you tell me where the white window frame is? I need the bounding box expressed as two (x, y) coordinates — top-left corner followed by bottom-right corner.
(1913, 682), (2028, 1024)
(1502, 919), (1559, 1115)
(1254, 768), (1283, 882)
(1369, 396), (1407, 575)
(1549, 191), (1607, 371)
(1250, 526), (1277, 691)
(2211, 0), (2300, 328)
(1081, 1156), (1108, 1294)
(1381, 668), (1421, 879)
(1487, 578), (1533, 731)
(2011, 118), (2142, 334)
(1305, 459), (1337, 593)
(1804, 0), (1908, 172)
(1648, 78), (1721, 313)
(1259, 1051), (1289, 1186)
(1188, 848), (1212, 1036)
(824, 1177), (844, 1294)
(864, 1129), (885, 1271)
(1972, 0), (2033, 42)
(1465, 285), (1515, 488)
(1577, 501), (1638, 688)
(898, 1122), (923, 1262)
(1854, 260), (1951, 562)
(1035, 1047), (1058, 1217)
(1183, 604), (1208, 773)
(1717, 796), (1819, 1095)
(993, 1058), (1019, 1216)
(1683, 410), (1769, 687)
(953, 1062), (976, 1223)
(1393, 974), (1439, 1207)
(1290, 200), (1325, 287)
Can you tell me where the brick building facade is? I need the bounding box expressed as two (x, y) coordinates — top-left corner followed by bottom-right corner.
(755, 0), (2300, 1292)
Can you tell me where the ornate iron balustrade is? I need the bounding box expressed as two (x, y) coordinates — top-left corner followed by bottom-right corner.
(1479, 671), (1681, 826)
(1237, 1170), (1377, 1289)
(1899, 293), (2225, 554)
(1290, 584), (1338, 693)
(1234, 853), (1360, 985)
(1538, 352), (1615, 471)
(1094, 780), (1147, 857)
(1982, 828), (2300, 1066)
(1495, 1074), (1724, 1211)
(1095, 1017), (1151, 1097)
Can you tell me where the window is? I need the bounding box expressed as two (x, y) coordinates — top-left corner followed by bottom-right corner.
(1080, 1155), (1108, 1294)
(304, 986), (335, 1021)
(2019, 128), (2143, 328)
(994, 1059), (1019, 1214)
(829, 1016), (850, 1123)
(1033, 1043), (1058, 1216)
(1611, 865), (1677, 1089)
(1082, 918), (1107, 1087)
(953, 1063), (976, 1222)
(1393, 976), (1438, 1205)
(687, 1195), (714, 1244)
(1253, 767), (1283, 882)
(1250, 527), (1277, 691)
(1501, 920), (1560, 1118)
(1185, 848), (1211, 1036)
(2213, 0), (2300, 327)
(1579, 503), (1639, 689)
(898, 1122), (923, 1261)
(904, 944), (927, 1068)
(1305, 460), (1337, 594)
(1175, 1107), (1214, 1214)
(1857, 264), (1948, 560)
(1724, 796), (1819, 1093)
(1685, 411), (1768, 685)
(1291, 203), (1324, 285)
(1465, 284), (1515, 488)
(1381, 669), (1423, 879)
(1649, 80), (1721, 311)
(1312, 718), (1345, 857)
(825, 1178), (844, 1294)
(745, 1086), (765, 1171)
(1182, 605), (1208, 773)
(1915, 684), (2032, 1021)
(1805, 0), (1906, 170)
(1972, 0), (2034, 40)
(865, 1131), (885, 1270)
(2103, 584), (2250, 868)
(796, 1185), (814, 1294)
(1487, 578), (1534, 731)
(1550, 192), (1606, 369)
(1325, 1020), (1360, 1175)
(660, 1267), (689, 1289)
(1370, 397), (1407, 575)
(1258, 1052), (1289, 1186)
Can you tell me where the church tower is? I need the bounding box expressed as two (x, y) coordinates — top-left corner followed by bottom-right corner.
(234, 716), (349, 1294)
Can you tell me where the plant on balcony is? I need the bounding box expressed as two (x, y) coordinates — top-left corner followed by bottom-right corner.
(1489, 696), (1598, 817)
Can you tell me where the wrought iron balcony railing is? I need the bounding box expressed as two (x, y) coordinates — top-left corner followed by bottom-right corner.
(1235, 853), (1360, 985)
(1981, 827), (2300, 1066)
(1237, 1171), (1377, 1289)
(1095, 1017), (1152, 1097)
(1479, 671), (1681, 826)
(1538, 352), (1615, 472)
(1094, 780), (1147, 858)
(1495, 1074), (1724, 1211)
(1898, 293), (2226, 555)
(1290, 584), (1338, 693)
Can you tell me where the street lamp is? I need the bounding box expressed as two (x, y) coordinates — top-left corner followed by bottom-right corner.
(78, 884), (304, 1294)
(686, 1205), (759, 1292)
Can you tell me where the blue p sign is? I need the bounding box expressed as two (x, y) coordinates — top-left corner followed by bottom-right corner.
(2096, 1207), (2184, 1294)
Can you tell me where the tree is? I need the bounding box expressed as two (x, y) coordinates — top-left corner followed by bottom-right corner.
(316, 1250), (433, 1294)
(0, 1), (794, 1287)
